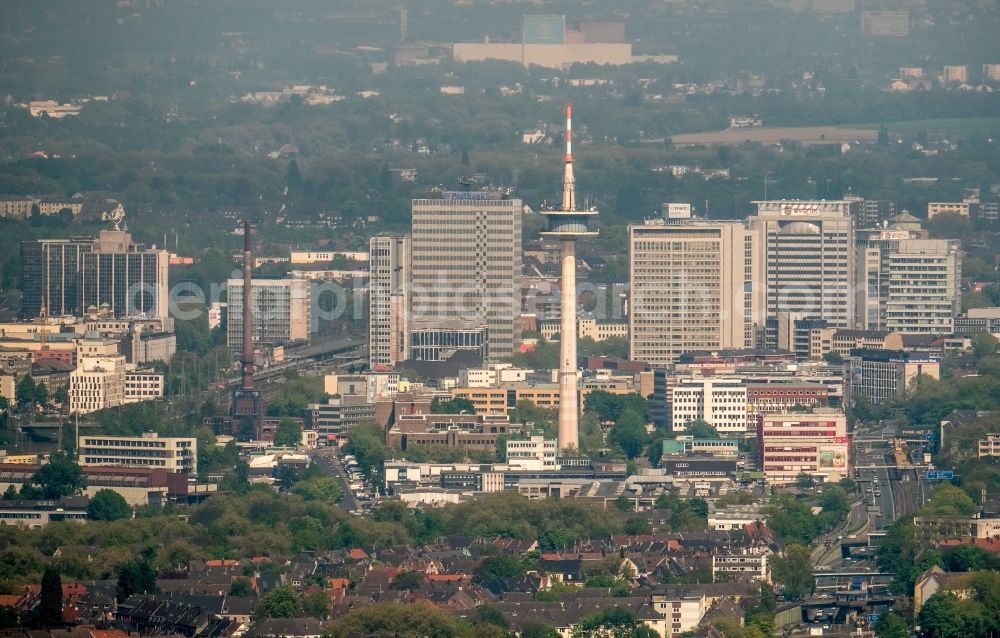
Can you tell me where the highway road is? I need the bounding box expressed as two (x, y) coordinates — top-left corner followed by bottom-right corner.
(309, 447), (359, 512)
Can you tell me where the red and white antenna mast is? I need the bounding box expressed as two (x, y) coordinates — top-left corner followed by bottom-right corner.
(561, 103), (576, 212)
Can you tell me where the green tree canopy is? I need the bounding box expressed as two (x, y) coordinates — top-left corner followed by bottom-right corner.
(431, 397), (476, 414)
(230, 577), (253, 597)
(326, 602), (468, 638)
(257, 586), (303, 619)
(584, 391), (650, 424)
(608, 409), (649, 459)
(290, 477), (342, 503)
(38, 565), (63, 627)
(874, 611), (910, 638)
(273, 418), (302, 447)
(683, 419), (721, 439)
(28, 452), (85, 500)
(116, 557), (157, 602)
(87, 489), (132, 521)
(473, 555), (527, 583)
(771, 544), (814, 600)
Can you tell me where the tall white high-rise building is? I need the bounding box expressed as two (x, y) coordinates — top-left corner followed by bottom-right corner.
(410, 192), (522, 361)
(226, 278), (311, 354)
(629, 219), (759, 366)
(857, 233), (961, 333)
(369, 234), (411, 369)
(69, 356), (125, 414)
(749, 200), (855, 348)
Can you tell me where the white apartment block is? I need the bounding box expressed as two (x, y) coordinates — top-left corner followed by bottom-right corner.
(927, 202), (971, 218)
(861, 11), (910, 37)
(712, 546), (771, 583)
(290, 250), (367, 264)
(629, 220), (757, 366)
(709, 506), (765, 531)
(884, 240), (961, 334)
(506, 436), (558, 470)
(942, 65), (968, 84)
(857, 235), (961, 333)
(983, 64), (1000, 82)
(750, 201), (854, 344)
(540, 318), (628, 342)
(78, 432), (197, 474)
(980, 434), (1000, 458)
(124, 370), (165, 403)
(69, 356), (125, 414)
(226, 278), (310, 353)
(671, 378), (748, 434)
(369, 234), (410, 369)
(649, 593), (706, 638)
(459, 363), (528, 387)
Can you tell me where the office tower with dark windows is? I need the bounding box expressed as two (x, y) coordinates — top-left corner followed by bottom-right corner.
(749, 200), (855, 349)
(369, 234), (411, 369)
(19, 238), (92, 319)
(20, 230), (168, 320)
(409, 191), (522, 361)
(79, 231), (169, 320)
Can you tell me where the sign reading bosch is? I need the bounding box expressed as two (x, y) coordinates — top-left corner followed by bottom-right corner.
(522, 15), (566, 45)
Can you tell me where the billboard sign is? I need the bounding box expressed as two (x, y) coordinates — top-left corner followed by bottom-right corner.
(523, 15), (566, 44)
(819, 445), (848, 469)
(664, 203), (692, 219)
(927, 470), (953, 480)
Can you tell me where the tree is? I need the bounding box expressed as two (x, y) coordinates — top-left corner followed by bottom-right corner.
(16, 375), (39, 409)
(683, 419), (721, 439)
(87, 489), (132, 521)
(38, 566), (63, 627)
(326, 602), (467, 638)
(391, 570), (424, 590)
(615, 495), (634, 513)
(916, 592), (983, 638)
(623, 517), (651, 535)
(771, 544), (813, 600)
(521, 622), (561, 638)
(257, 586), (303, 619)
(822, 351), (843, 364)
(431, 397), (475, 414)
(971, 333), (998, 359)
(689, 498), (709, 518)
(572, 607), (648, 638)
(285, 160), (304, 190)
(584, 391), (650, 424)
(291, 477), (342, 503)
(474, 555), (526, 583)
(608, 409), (649, 459)
(301, 591), (330, 619)
(476, 604), (508, 629)
(273, 418), (302, 447)
(29, 452), (85, 500)
(116, 558), (157, 602)
(874, 611), (910, 638)
(795, 472), (816, 489)
(230, 578), (253, 597)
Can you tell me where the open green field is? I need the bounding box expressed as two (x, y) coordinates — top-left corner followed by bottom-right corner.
(852, 118), (1000, 137)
